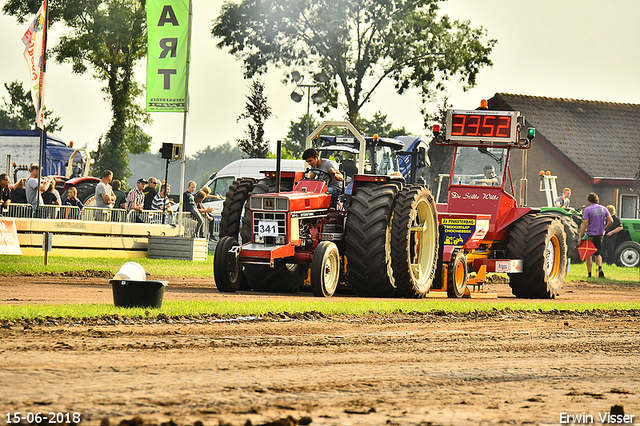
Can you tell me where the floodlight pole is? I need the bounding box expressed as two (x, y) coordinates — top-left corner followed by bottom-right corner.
(290, 71), (328, 137)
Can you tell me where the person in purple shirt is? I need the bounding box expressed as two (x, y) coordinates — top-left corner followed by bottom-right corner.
(578, 192), (613, 278)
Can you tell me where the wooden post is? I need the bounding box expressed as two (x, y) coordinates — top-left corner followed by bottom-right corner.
(43, 231), (51, 265)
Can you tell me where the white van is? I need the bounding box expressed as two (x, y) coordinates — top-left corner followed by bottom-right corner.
(201, 158), (305, 212)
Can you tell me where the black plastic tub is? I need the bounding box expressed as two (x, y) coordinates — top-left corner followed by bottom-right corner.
(110, 279), (168, 308)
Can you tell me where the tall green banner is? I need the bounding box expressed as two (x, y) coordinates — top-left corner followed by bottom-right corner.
(146, 0), (190, 112)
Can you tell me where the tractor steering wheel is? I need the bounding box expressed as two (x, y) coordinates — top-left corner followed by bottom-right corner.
(305, 168), (332, 186)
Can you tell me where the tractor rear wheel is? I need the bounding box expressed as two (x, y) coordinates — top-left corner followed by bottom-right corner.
(219, 178), (256, 241)
(614, 241), (640, 267)
(311, 241), (340, 297)
(213, 236), (243, 293)
(345, 184), (399, 297)
(507, 214), (567, 298)
(390, 184), (439, 297)
(242, 178), (307, 293)
(447, 250), (468, 298)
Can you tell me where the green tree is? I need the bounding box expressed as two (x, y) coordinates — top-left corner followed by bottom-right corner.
(282, 114), (321, 157)
(213, 0), (494, 125)
(237, 79), (271, 158)
(0, 80), (62, 131)
(3, 0), (151, 181)
(357, 112), (412, 138)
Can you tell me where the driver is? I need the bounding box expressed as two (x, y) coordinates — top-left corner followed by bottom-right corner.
(471, 165), (500, 186)
(302, 148), (344, 200)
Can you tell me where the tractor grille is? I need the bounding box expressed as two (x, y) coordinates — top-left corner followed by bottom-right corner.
(253, 211), (287, 244)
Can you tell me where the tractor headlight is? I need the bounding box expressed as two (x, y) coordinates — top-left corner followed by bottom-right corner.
(276, 197), (289, 211)
(254, 235), (265, 243)
(250, 197), (262, 210)
(276, 235), (286, 245)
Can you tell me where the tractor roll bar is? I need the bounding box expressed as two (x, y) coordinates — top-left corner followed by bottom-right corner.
(305, 121), (367, 175)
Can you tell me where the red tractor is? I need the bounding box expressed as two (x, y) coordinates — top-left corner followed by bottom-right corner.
(214, 107), (568, 299)
(430, 106), (567, 299)
(214, 121), (439, 297)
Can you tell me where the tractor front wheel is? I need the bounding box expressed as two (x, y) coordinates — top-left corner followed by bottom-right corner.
(311, 241), (340, 297)
(447, 250), (468, 298)
(614, 241), (640, 268)
(213, 236), (243, 293)
(507, 214), (567, 298)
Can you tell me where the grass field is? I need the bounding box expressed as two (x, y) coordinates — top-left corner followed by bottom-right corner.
(0, 255), (637, 321)
(0, 255), (214, 278)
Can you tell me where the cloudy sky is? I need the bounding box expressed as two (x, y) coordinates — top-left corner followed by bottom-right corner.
(1, 0), (639, 157)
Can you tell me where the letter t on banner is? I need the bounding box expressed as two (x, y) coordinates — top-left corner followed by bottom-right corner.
(146, 0), (192, 112)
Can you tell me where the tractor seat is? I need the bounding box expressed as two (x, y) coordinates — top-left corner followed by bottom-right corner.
(340, 159), (358, 180)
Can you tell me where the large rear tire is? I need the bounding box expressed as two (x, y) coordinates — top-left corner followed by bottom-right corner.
(507, 214), (567, 299)
(219, 178), (256, 241)
(213, 236), (243, 293)
(390, 184), (439, 297)
(345, 184), (399, 297)
(614, 241), (640, 268)
(242, 178), (307, 293)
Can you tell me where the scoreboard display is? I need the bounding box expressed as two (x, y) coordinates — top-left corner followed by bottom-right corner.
(445, 109), (520, 144)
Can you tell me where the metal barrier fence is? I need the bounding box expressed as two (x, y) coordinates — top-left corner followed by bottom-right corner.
(0, 203), (210, 238)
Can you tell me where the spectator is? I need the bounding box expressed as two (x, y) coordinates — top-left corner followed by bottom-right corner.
(25, 164), (54, 216)
(10, 178), (27, 204)
(183, 180), (205, 238)
(555, 187), (571, 208)
(62, 187), (84, 219)
(143, 177), (159, 210)
(201, 186), (221, 201)
(602, 205), (623, 264)
(62, 187), (84, 209)
(112, 179), (127, 209)
(578, 192), (613, 278)
(151, 183), (175, 211)
(196, 190), (215, 238)
(95, 170), (116, 209)
(0, 173), (10, 211)
(126, 178), (146, 223)
(42, 181), (60, 205)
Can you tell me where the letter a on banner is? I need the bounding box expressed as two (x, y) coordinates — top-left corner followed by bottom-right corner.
(146, 0), (191, 112)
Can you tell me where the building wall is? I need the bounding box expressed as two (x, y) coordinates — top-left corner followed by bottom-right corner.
(506, 136), (639, 215)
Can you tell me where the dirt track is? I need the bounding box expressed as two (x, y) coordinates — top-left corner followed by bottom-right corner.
(1, 277), (640, 426)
